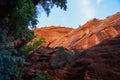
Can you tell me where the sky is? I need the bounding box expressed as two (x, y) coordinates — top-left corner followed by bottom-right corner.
(36, 0), (120, 28)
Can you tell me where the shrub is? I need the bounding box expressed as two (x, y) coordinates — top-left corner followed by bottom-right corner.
(21, 38), (46, 55)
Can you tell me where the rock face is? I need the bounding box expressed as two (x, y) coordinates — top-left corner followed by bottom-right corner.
(33, 26), (73, 46)
(24, 36), (120, 80)
(24, 14), (120, 80)
(64, 36), (120, 80)
(24, 13), (120, 80)
(34, 13), (120, 50)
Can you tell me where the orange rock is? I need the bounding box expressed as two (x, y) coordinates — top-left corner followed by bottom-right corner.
(24, 13), (120, 80)
(33, 26), (73, 46)
(33, 13), (120, 50)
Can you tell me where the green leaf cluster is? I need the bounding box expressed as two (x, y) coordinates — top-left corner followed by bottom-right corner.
(0, 0), (37, 40)
(10, 0), (37, 39)
(0, 0), (67, 79)
(0, 46), (25, 80)
(38, 0), (67, 16)
(21, 38), (46, 55)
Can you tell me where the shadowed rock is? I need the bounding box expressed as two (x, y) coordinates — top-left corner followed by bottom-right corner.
(24, 13), (120, 80)
(24, 36), (120, 80)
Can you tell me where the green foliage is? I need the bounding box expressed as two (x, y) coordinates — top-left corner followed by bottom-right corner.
(0, 46), (25, 80)
(10, 0), (37, 38)
(0, 0), (67, 80)
(34, 38), (46, 47)
(0, 0), (37, 39)
(0, 28), (6, 43)
(38, 0), (67, 16)
(0, 27), (25, 80)
(32, 72), (54, 80)
(21, 38), (46, 55)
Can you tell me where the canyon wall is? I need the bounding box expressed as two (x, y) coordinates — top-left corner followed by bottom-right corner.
(34, 13), (120, 50)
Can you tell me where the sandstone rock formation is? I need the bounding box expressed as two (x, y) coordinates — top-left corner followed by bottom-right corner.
(33, 26), (73, 46)
(24, 13), (120, 80)
(33, 13), (120, 50)
(24, 36), (120, 80)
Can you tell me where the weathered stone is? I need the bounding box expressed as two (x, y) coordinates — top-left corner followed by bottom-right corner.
(33, 13), (120, 50)
(24, 13), (120, 80)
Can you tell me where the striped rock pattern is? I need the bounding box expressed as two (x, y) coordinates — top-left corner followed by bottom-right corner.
(49, 13), (120, 50)
(34, 13), (120, 50)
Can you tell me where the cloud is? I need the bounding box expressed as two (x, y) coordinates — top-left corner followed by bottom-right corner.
(78, 0), (96, 19)
(97, 0), (102, 4)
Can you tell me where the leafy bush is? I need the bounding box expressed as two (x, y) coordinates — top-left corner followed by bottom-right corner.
(0, 0), (67, 80)
(21, 38), (46, 55)
(0, 46), (24, 80)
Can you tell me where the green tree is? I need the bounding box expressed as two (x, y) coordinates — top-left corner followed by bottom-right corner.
(0, 0), (67, 80)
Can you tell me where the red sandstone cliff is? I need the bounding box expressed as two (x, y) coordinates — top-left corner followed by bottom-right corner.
(33, 26), (73, 46)
(24, 13), (120, 80)
(34, 13), (120, 50)
(24, 36), (120, 80)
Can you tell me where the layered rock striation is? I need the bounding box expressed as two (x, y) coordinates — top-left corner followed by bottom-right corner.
(24, 13), (120, 80)
(34, 13), (120, 50)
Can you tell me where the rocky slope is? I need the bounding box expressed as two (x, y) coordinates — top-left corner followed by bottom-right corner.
(24, 13), (120, 80)
(33, 13), (120, 50)
(24, 36), (120, 80)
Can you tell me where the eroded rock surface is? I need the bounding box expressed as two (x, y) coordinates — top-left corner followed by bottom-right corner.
(24, 36), (120, 80)
(33, 26), (73, 46)
(24, 13), (120, 80)
(34, 13), (120, 50)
